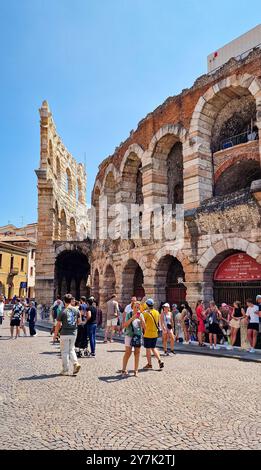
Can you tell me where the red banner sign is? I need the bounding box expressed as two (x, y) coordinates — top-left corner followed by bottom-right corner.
(214, 253), (261, 281)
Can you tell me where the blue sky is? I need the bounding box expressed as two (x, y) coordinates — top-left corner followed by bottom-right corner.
(0, 0), (260, 227)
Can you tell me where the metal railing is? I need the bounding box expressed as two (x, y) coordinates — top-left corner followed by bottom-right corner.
(218, 130), (258, 151)
(208, 43), (261, 75)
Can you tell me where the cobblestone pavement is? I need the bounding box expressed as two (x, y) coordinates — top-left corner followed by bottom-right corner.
(0, 320), (260, 450)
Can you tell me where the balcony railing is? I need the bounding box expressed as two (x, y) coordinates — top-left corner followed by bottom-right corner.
(219, 130), (258, 151)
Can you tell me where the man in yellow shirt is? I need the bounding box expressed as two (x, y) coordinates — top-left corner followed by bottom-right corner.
(143, 299), (164, 370)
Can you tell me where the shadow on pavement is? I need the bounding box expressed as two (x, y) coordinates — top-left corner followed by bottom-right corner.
(19, 373), (61, 381)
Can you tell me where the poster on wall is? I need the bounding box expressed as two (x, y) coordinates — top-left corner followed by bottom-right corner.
(214, 253), (261, 281)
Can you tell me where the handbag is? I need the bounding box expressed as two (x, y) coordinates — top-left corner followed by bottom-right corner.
(130, 319), (142, 348)
(131, 334), (142, 348)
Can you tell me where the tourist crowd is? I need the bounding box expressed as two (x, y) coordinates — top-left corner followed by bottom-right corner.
(0, 292), (260, 377)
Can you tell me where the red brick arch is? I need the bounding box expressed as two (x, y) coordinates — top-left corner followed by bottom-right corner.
(214, 155), (260, 182)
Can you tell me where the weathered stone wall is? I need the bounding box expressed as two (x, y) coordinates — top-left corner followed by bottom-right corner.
(91, 51), (261, 311)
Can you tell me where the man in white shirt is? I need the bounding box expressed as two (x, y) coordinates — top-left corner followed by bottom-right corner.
(0, 294), (4, 337)
(246, 298), (260, 353)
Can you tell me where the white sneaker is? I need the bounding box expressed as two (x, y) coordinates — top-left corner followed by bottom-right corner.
(226, 345), (233, 350)
(60, 370), (69, 376)
(249, 348), (255, 353)
(209, 345), (214, 350)
(213, 345), (219, 350)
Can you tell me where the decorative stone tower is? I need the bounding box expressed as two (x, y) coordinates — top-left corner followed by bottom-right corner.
(35, 101), (88, 306)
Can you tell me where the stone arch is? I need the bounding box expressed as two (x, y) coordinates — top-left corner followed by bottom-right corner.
(60, 209), (67, 240)
(190, 74), (261, 149)
(120, 147), (143, 205)
(121, 258), (145, 305)
(77, 178), (85, 204)
(214, 158), (261, 196)
(56, 156), (61, 182)
(198, 237), (261, 269)
(200, 242), (261, 304)
(54, 249), (90, 300)
(48, 140), (53, 169)
(186, 74), (261, 207)
(92, 181), (101, 239)
(153, 254), (186, 307)
(54, 201), (60, 240)
(146, 124), (187, 205)
(103, 264), (116, 301)
(92, 267), (100, 303)
(103, 170), (117, 235)
(119, 144), (144, 176)
(66, 168), (72, 194)
(69, 217), (76, 240)
(101, 163), (118, 192)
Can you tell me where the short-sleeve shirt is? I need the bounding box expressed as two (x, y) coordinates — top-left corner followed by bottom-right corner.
(87, 305), (97, 325)
(57, 306), (79, 336)
(12, 303), (24, 320)
(143, 309), (160, 339)
(107, 299), (119, 320)
(246, 305), (259, 324)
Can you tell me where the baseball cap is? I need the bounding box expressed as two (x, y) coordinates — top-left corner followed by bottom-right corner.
(163, 303), (170, 308)
(146, 298), (154, 307)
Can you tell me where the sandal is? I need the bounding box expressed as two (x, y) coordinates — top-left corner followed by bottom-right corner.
(143, 363), (152, 370)
(121, 370), (128, 377)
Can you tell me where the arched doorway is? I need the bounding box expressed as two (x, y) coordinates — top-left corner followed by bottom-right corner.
(122, 259), (145, 305)
(155, 255), (186, 305)
(103, 265), (116, 301)
(55, 250), (90, 300)
(213, 252), (261, 306)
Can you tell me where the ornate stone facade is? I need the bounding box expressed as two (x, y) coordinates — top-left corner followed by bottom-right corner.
(35, 101), (90, 305)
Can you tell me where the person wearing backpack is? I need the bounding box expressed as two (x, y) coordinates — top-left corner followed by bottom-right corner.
(53, 293), (81, 376)
(143, 299), (164, 370)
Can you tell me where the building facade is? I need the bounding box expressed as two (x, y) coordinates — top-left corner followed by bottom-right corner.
(0, 242), (28, 299)
(91, 49), (261, 311)
(35, 101), (91, 306)
(34, 48), (261, 312)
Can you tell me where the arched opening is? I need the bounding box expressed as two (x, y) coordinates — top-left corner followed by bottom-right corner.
(212, 95), (258, 151)
(54, 201), (60, 240)
(66, 168), (72, 194)
(69, 217), (77, 240)
(93, 268), (100, 303)
(207, 251), (261, 306)
(103, 264), (116, 301)
(55, 250), (90, 300)
(122, 259), (145, 305)
(103, 172), (116, 234)
(77, 178), (85, 204)
(122, 154), (143, 204)
(93, 186), (100, 239)
(48, 140), (53, 169)
(155, 255), (186, 305)
(56, 156), (61, 182)
(151, 133), (183, 205)
(215, 159), (261, 196)
(167, 142), (184, 206)
(60, 210), (67, 240)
